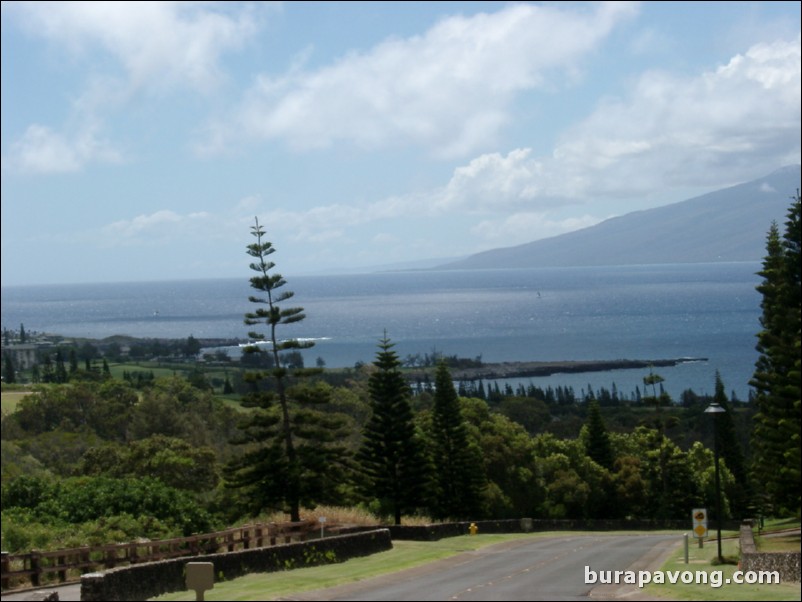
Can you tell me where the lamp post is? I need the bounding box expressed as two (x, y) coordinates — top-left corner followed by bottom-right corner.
(704, 402), (725, 563)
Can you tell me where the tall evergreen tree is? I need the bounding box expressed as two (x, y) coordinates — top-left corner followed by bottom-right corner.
(712, 371), (747, 517)
(226, 217), (350, 521)
(429, 361), (485, 520)
(357, 334), (428, 525)
(69, 349), (79, 374)
(54, 349), (68, 383)
(3, 354), (16, 384)
(750, 191), (801, 514)
(584, 399), (614, 470)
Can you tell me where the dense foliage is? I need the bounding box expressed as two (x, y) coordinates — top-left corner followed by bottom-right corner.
(750, 191), (801, 515)
(356, 336), (429, 525)
(0, 360), (748, 552)
(3, 195), (798, 553)
(224, 218), (352, 522)
(424, 361), (485, 520)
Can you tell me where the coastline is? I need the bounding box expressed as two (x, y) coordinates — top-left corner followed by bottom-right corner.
(408, 358), (708, 381)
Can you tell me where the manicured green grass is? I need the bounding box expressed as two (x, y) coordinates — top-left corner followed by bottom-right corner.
(756, 532), (801, 553)
(755, 518), (801, 553)
(645, 536), (800, 601)
(760, 517), (802, 534)
(151, 534), (538, 601)
(108, 363), (182, 379)
(1, 391), (30, 414)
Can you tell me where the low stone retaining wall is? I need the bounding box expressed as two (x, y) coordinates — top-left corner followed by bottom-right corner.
(80, 529), (392, 601)
(336, 518), (710, 541)
(386, 519), (528, 541)
(739, 523), (800, 584)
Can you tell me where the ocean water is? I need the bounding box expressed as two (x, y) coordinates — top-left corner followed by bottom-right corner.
(1, 263), (763, 400)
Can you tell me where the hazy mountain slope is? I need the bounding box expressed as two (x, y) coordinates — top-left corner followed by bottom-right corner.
(439, 166), (801, 270)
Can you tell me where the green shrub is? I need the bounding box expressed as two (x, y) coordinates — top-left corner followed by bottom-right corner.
(2, 475), (216, 537)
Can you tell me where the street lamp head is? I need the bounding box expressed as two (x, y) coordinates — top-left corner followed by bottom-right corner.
(704, 400), (725, 564)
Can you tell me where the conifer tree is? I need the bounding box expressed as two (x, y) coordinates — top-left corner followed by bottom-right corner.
(3, 354), (16, 384)
(226, 218), (350, 521)
(711, 371), (748, 518)
(357, 334), (428, 525)
(584, 399), (614, 470)
(750, 191), (801, 514)
(54, 349), (68, 383)
(429, 361), (485, 520)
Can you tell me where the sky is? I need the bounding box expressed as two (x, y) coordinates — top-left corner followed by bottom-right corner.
(1, 1), (800, 286)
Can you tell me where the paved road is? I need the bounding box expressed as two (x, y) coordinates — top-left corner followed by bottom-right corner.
(285, 534), (679, 601)
(0, 583), (81, 601)
(2, 534), (678, 601)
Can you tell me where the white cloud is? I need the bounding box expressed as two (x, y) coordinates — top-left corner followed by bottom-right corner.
(91, 32), (802, 261)
(294, 29), (800, 244)
(471, 213), (604, 248)
(4, 2), (262, 174)
(102, 209), (215, 244)
(10, 1), (260, 94)
(432, 35), (801, 211)
(437, 149), (548, 212)
(202, 1), (638, 157)
(5, 122), (122, 174)
(548, 35), (802, 195)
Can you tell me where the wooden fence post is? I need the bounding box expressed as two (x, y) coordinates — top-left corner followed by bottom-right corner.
(1, 551), (10, 590)
(29, 551), (41, 587)
(80, 547), (91, 574)
(57, 554), (67, 582)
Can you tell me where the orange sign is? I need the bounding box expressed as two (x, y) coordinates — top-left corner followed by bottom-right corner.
(692, 508), (708, 538)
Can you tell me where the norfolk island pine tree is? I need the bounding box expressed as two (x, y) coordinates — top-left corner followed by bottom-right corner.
(225, 217), (350, 522)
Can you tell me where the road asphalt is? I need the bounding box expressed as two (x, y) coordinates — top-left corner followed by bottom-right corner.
(0, 533), (682, 602)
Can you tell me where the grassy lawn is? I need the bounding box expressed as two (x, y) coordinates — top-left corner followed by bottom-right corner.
(756, 532), (801, 553)
(108, 363), (185, 380)
(645, 535), (800, 601)
(151, 533), (539, 601)
(1, 390), (30, 414)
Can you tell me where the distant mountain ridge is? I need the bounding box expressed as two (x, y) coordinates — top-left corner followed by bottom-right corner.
(438, 166), (801, 270)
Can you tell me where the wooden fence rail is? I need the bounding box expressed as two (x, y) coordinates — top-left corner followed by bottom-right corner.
(1, 520), (317, 592)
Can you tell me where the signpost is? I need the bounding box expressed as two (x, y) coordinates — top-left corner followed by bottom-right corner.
(692, 508), (707, 548)
(186, 562), (214, 602)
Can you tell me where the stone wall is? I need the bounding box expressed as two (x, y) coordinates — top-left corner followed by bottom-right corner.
(739, 523), (801, 584)
(339, 518), (712, 541)
(339, 518), (719, 541)
(80, 529), (392, 601)
(385, 519), (530, 541)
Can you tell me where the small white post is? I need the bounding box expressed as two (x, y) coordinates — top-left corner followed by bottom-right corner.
(684, 533), (689, 564)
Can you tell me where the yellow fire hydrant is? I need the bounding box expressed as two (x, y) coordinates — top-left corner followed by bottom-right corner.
(469, 523), (478, 536)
